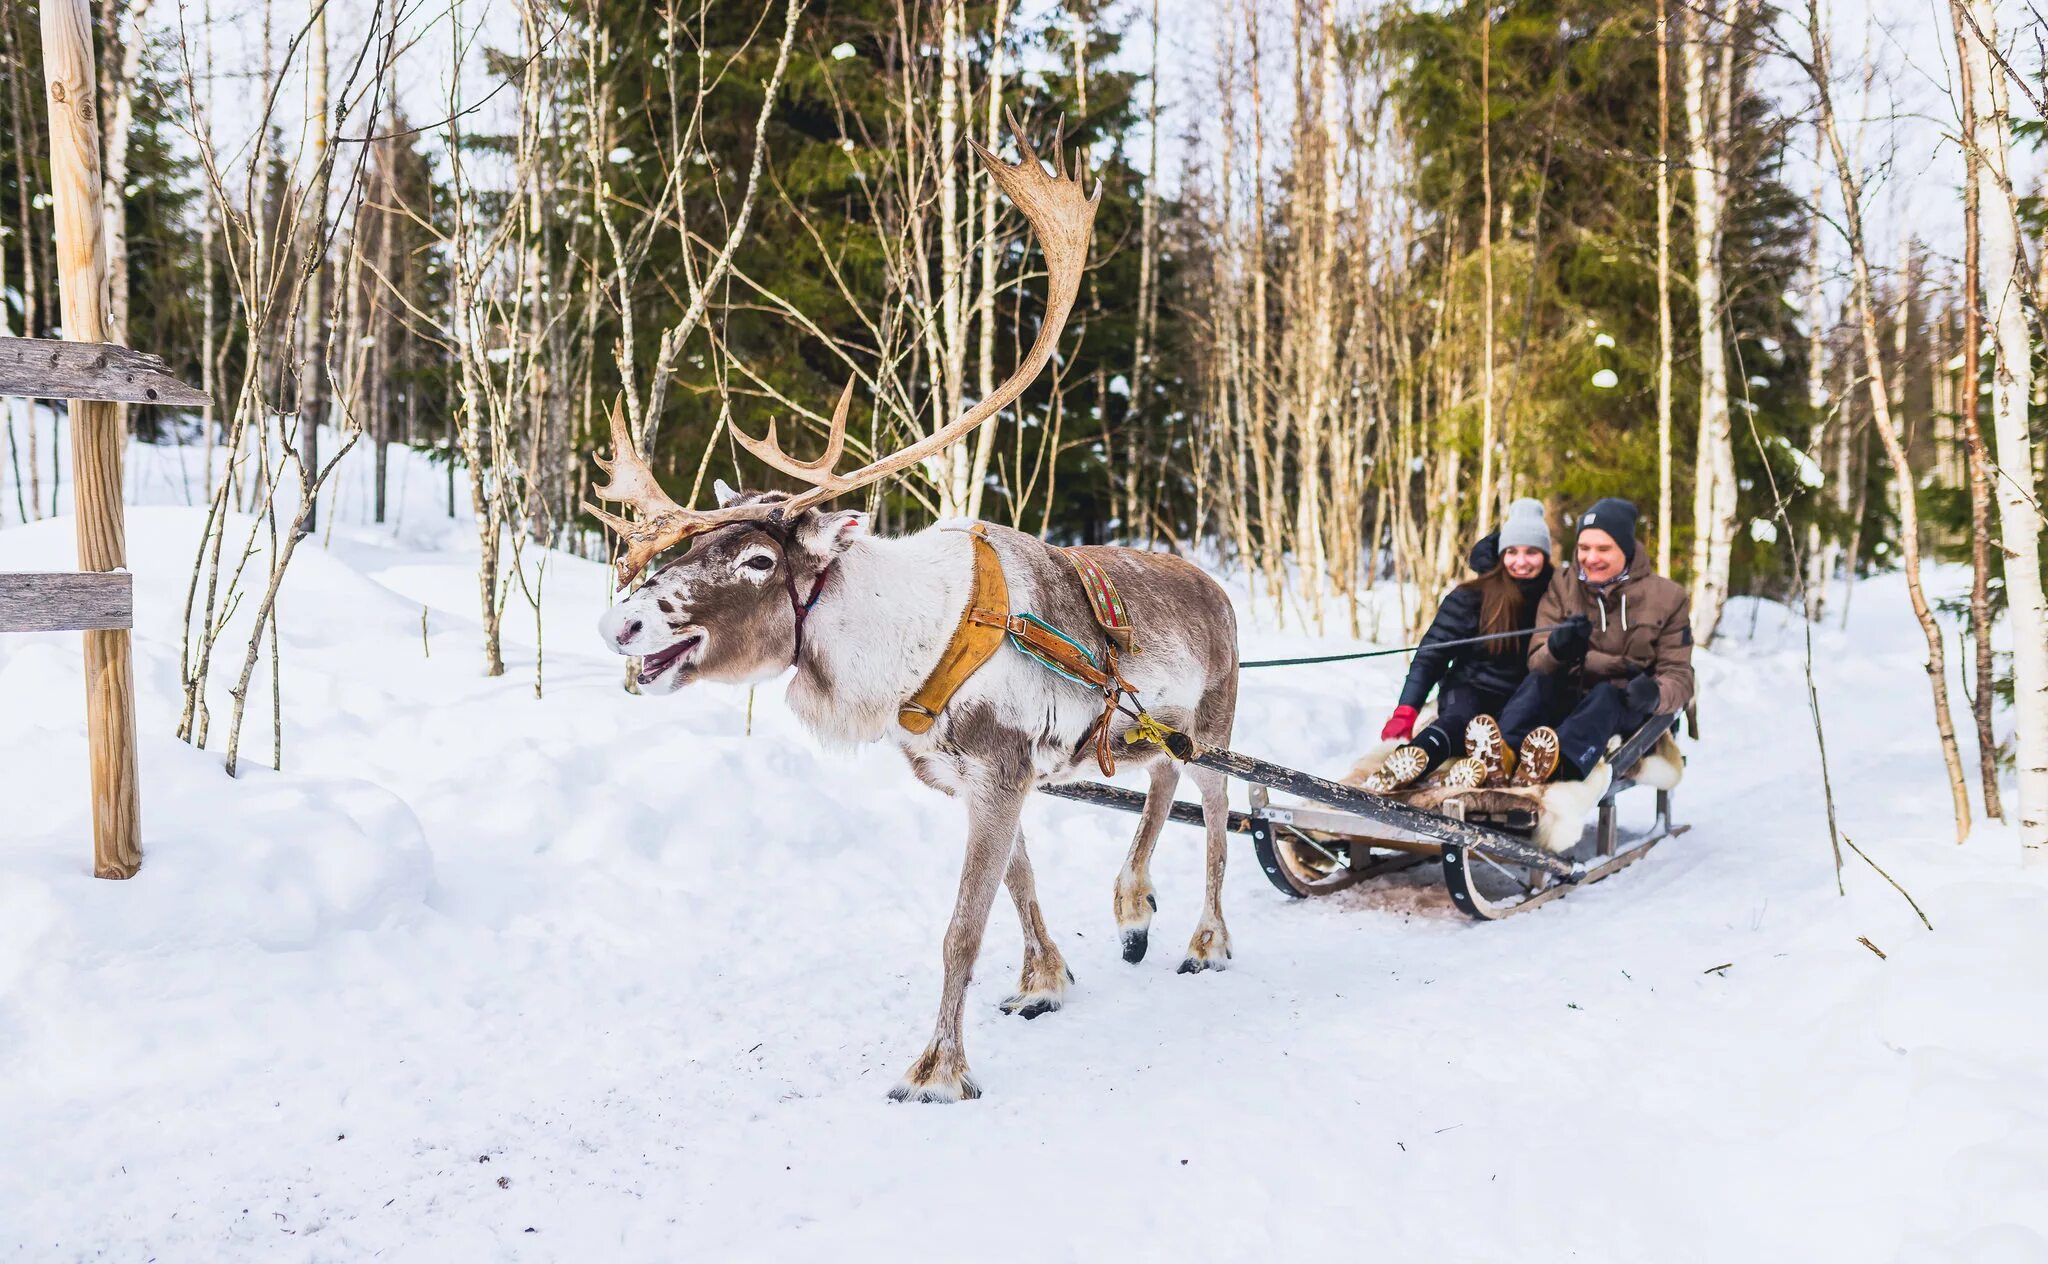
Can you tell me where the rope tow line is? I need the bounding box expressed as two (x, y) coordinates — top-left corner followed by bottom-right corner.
(1237, 624), (1568, 669)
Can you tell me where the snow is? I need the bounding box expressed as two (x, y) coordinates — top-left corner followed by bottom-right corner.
(6, 414), (2048, 1260)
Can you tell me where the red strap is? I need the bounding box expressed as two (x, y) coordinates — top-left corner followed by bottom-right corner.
(787, 559), (836, 666)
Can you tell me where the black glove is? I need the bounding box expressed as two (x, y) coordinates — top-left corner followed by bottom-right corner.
(1625, 672), (1661, 712)
(1546, 613), (1592, 664)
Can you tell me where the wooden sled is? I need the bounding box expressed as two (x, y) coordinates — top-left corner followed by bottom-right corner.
(1040, 714), (1686, 922)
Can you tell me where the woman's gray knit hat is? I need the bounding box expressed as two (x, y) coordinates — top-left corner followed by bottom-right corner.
(1498, 497), (1553, 557)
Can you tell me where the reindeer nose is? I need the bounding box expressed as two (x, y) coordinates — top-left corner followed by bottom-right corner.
(618, 618), (643, 646)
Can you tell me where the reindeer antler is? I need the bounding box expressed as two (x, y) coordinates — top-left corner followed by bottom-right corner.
(732, 111), (1101, 512)
(587, 115), (1100, 589)
(582, 398), (767, 587)
(731, 376), (857, 492)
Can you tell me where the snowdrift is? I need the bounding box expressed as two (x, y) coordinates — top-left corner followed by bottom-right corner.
(5, 416), (2048, 1259)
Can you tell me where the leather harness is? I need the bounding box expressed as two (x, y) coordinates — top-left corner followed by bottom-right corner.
(651, 520), (1134, 769)
(896, 525), (1140, 776)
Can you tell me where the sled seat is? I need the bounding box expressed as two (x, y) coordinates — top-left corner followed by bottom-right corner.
(1335, 713), (1684, 854)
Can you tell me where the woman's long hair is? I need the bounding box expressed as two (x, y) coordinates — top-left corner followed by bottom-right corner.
(1456, 564), (1533, 656)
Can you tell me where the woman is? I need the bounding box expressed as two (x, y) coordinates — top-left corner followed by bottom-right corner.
(1367, 498), (1554, 793)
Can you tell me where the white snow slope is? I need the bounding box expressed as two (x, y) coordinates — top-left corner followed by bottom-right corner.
(4, 417), (2046, 1262)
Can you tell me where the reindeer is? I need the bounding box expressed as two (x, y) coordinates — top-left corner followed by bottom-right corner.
(588, 123), (1239, 1103)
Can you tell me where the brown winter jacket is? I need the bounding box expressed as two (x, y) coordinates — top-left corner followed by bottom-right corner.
(1527, 544), (1696, 714)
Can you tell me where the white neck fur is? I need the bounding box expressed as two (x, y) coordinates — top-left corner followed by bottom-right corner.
(785, 526), (973, 748)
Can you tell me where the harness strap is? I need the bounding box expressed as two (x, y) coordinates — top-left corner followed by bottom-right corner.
(975, 608), (1137, 777)
(893, 526), (1139, 777)
(898, 526), (1011, 735)
(1063, 548), (1138, 654)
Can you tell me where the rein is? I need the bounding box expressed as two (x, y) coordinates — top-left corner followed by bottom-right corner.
(784, 555), (836, 667)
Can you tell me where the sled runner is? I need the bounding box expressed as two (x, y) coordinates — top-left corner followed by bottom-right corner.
(1039, 712), (1686, 922)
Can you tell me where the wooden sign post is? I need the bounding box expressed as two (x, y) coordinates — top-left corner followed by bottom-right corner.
(0, 337), (205, 876)
(29, 0), (148, 876)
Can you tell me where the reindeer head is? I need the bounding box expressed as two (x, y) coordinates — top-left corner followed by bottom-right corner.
(597, 485), (866, 693)
(587, 115), (1099, 694)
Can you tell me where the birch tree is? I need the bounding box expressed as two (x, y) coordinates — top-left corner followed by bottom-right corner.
(1655, 0), (1674, 575)
(1682, 0), (1743, 642)
(1953, 0), (2048, 854)
(1947, 0), (2002, 821)
(1805, 0), (1973, 841)
(98, 0), (154, 346)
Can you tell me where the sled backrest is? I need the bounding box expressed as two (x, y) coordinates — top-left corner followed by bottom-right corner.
(1602, 713), (1680, 800)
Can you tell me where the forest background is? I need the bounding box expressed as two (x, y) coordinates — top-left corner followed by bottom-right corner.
(0, 0), (2043, 839)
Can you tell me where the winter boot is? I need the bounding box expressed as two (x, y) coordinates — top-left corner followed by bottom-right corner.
(1464, 715), (1516, 785)
(1364, 744), (1431, 794)
(1440, 756), (1489, 789)
(1509, 727), (1561, 786)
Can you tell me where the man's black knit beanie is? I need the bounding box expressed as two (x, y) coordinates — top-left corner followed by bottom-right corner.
(1575, 497), (1639, 561)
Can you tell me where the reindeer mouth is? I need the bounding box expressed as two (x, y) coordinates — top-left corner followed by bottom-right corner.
(638, 632), (704, 685)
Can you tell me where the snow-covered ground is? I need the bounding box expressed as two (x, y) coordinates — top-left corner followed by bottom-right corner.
(5, 414), (2046, 1261)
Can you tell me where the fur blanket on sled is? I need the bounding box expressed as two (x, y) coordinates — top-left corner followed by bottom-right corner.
(1342, 706), (1685, 854)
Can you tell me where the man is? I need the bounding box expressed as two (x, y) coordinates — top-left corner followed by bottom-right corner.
(1477, 497), (1694, 785)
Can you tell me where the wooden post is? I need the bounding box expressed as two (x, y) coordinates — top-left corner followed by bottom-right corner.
(40, 0), (141, 878)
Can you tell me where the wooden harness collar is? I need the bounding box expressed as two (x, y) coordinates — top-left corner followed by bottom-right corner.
(897, 526), (1139, 776)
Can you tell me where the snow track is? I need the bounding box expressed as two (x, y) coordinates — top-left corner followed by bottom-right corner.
(5, 420), (2045, 1259)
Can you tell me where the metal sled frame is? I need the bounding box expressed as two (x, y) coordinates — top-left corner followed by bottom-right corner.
(1039, 714), (1686, 922)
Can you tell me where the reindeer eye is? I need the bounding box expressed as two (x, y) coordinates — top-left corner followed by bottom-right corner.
(742, 553), (775, 572)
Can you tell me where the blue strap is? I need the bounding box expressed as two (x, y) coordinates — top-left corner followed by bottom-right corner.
(1007, 611), (1099, 686)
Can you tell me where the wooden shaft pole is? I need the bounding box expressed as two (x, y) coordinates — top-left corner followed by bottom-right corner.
(41, 0), (140, 878)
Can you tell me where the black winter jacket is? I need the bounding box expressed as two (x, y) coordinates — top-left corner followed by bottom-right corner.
(1397, 531), (1553, 709)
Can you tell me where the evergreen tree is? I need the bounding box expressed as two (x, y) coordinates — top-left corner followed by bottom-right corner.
(1385, 0), (1812, 593)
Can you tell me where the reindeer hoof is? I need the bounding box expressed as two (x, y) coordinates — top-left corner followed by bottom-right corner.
(1003, 952), (1072, 1017)
(887, 1073), (981, 1104)
(1000, 994), (1062, 1019)
(1121, 927), (1150, 964)
(1178, 925), (1232, 974)
(890, 1046), (979, 1102)
(1115, 884), (1158, 964)
(1000, 963), (1070, 1019)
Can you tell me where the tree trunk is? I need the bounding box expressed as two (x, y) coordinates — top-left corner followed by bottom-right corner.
(295, 0), (331, 536)
(1476, 2), (1496, 538)
(1655, 0), (1674, 575)
(935, 0), (969, 519)
(96, 0), (150, 347)
(963, 0), (1011, 523)
(1123, 0), (1161, 541)
(1681, 0), (1739, 641)
(1803, 121), (1830, 620)
(5, 0), (42, 517)
(1955, 0), (2048, 854)
(1947, 0), (2003, 822)
(1812, 0), (1972, 842)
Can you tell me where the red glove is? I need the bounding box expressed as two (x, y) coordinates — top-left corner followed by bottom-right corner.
(1382, 705), (1419, 742)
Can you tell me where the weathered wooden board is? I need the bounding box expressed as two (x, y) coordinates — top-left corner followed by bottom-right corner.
(0, 336), (209, 406)
(0, 571), (133, 633)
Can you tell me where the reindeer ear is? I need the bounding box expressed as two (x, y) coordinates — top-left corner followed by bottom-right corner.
(714, 479), (742, 508)
(795, 509), (867, 560)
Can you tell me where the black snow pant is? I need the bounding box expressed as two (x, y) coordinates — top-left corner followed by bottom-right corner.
(1497, 670), (1656, 781)
(1411, 681), (1515, 772)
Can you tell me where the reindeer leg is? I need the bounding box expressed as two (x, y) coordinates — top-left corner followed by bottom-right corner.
(998, 830), (1073, 1019)
(1113, 760), (1180, 965)
(1178, 765), (1234, 973)
(891, 774), (1031, 1104)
